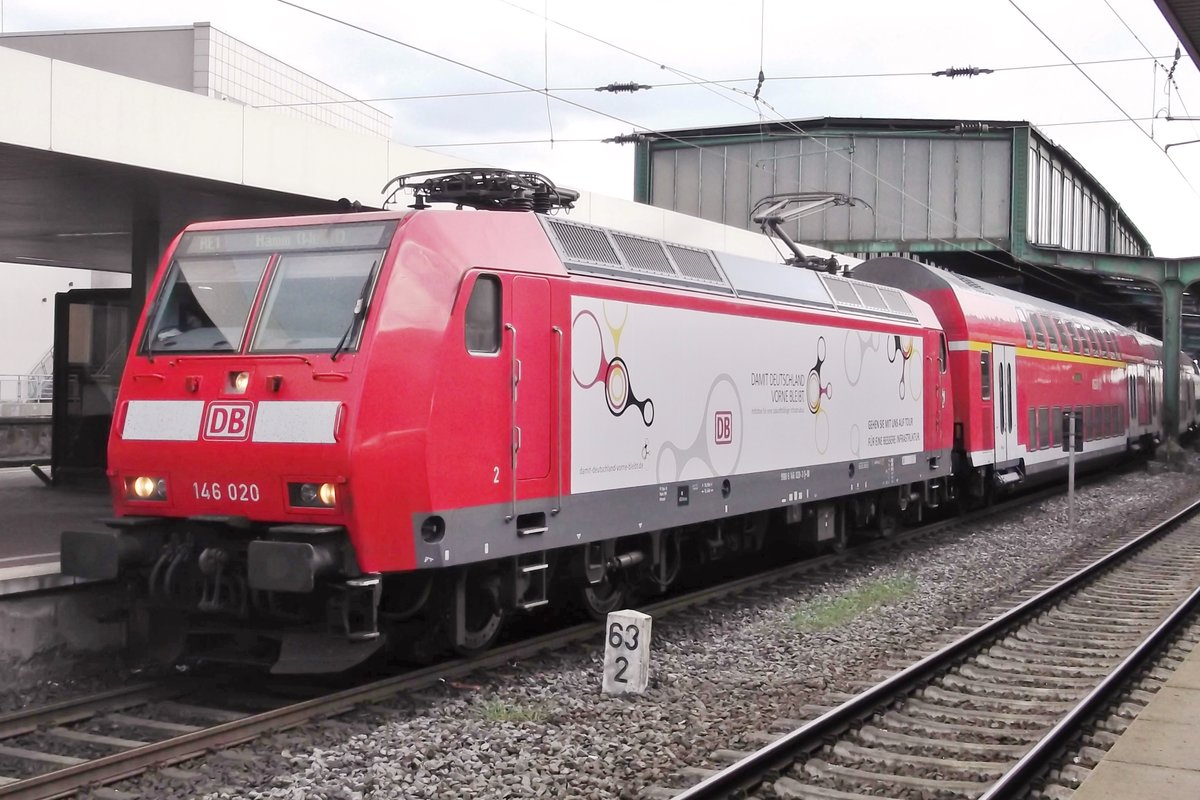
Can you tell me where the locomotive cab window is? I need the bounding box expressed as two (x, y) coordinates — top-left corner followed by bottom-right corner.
(465, 274), (502, 354)
(252, 250), (384, 354)
(938, 334), (947, 373)
(142, 255), (270, 353)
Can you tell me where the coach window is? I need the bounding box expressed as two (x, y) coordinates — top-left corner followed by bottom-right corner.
(980, 351), (991, 399)
(1050, 405), (1061, 447)
(1041, 315), (1059, 351)
(1031, 314), (1048, 350)
(1038, 408), (1050, 449)
(1070, 323), (1083, 354)
(1017, 309), (1034, 347)
(465, 274), (502, 354)
(1054, 319), (1071, 352)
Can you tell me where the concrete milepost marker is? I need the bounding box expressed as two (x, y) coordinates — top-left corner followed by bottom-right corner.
(602, 609), (652, 695)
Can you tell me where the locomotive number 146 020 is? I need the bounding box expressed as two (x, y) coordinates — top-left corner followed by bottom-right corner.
(193, 482), (261, 502)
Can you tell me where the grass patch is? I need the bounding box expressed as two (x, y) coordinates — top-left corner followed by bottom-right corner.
(479, 699), (550, 723)
(791, 575), (917, 631)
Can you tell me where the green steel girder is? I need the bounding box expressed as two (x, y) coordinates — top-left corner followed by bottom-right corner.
(822, 238), (1009, 254)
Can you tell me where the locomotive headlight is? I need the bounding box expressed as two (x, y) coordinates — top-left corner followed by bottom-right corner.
(128, 475), (167, 501)
(289, 481), (338, 508)
(231, 371), (250, 394)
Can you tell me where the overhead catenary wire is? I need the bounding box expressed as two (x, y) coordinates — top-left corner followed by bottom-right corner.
(1101, 0), (1198, 137)
(1007, 0), (1200, 199)
(489, 1), (1163, 296)
(542, 0), (554, 147)
(247, 54), (1180, 110)
(276, 0), (1155, 302)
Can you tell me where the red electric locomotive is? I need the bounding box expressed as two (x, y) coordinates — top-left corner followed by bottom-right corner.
(62, 172), (956, 673)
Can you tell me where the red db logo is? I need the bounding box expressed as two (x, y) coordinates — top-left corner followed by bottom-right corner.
(714, 411), (733, 445)
(203, 402), (253, 440)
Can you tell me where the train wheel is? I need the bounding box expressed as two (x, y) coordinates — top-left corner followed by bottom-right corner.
(580, 571), (628, 620)
(451, 566), (506, 656)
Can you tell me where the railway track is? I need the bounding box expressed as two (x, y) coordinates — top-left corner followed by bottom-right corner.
(655, 496), (1200, 800)
(0, 479), (1155, 799)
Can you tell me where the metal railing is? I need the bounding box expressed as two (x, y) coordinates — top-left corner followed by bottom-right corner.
(0, 374), (53, 405)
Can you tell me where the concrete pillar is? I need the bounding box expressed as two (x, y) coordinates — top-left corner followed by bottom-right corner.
(1162, 277), (1183, 456)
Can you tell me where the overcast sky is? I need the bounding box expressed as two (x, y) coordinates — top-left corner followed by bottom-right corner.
(5, 0), (1200, 256)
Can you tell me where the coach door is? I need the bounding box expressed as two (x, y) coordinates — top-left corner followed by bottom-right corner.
(1126, 364), (1139, 432)
(509, 276), (551, 483)
(992, 344), (1018, 464)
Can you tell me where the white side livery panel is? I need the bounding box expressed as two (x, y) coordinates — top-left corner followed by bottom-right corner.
(123, 400), (205, 441)
(120, 399), (338, 444)
(570, 298), (926, 494)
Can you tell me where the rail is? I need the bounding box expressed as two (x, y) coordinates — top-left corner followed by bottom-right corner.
(672, 494), (1200, 799)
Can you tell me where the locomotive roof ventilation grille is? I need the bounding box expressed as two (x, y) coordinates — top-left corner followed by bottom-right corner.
(545, 218), (621, 266)
(821, 275), (867, 307)
(878, 287), (913, 315)
(666, 244), (724, 284)
(819, 274), (918, 321)
(612, 233), (675, 276)
(540, 217), (733, 294)
(851, 282), (888, 312)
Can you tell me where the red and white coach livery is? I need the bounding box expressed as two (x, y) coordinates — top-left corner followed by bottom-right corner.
(61, 172), (954, 672)
(855, 257), (1188, 502)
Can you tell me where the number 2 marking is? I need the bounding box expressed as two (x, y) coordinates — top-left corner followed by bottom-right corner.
(493, 466), (500, 484)
(614, 656), (629, 683)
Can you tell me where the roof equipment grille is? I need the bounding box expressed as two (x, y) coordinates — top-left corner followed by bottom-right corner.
(545, 218), (620, 266)
(539, 217), (733, 294)
(852, 282), (888, 311)
(878, 287), (913, 315)
(612, 233), (675, 276)
(822, 275), (865, 307)
(666, 244), (724, 284)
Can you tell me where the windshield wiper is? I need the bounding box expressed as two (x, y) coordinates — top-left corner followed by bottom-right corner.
(331, 261), (378, 362)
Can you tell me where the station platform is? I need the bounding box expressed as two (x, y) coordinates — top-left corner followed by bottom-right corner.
(0, 466), (110, 596)
(1071, 641), (1200, 799)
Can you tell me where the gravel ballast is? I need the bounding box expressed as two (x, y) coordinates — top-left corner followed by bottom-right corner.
(69, 462), (1200, 799)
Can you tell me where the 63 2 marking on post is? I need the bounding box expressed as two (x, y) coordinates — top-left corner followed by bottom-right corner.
(602, 609), (651, 695)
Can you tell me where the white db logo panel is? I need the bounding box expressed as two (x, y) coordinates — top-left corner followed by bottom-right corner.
(203, 402), (254, 441)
